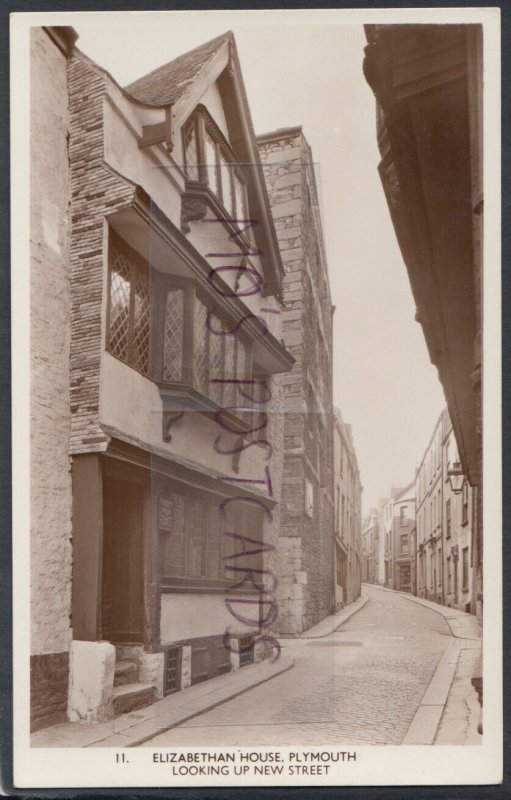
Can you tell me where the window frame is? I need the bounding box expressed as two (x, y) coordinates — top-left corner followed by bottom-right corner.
(154, 271), (255, 409)
(462, 546), (469, 591)
(157, 484), (265, 590)
(107, 230), (151, 378)
(461, 481), (469, 526)
(182, 114), (202, 182)
(182, 106), (250, 226)
(107, 229), (263, 439)
(305, 478), (315, 519)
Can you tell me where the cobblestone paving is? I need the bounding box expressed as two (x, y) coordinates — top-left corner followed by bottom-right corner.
(142, 585), (452, 747)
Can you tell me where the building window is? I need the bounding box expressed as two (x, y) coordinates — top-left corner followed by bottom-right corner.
(108, 230), (263, 423)
(108, 233), (150, 376)
(163, 289), (184, 382)
(336, 486), (340, 533)
(159, 276), (255, 410)
(400, 506), (407, 526)
(462, 546), (469, 591)
(158, 489), (263, 583)
(204, 127), (219, 196)
(305, 478), (314, 519)
(336, 547), (343, 587)
(182, 108), (249, 224)
(193, 294), (209, 394)
(400, 534), (408, 554)
(446, 498), (451, 538)
(462, 481), (469, 525)
(430, 553), (434, 589)
(182, 117), (200, 181)
(437, 547), (442, 585)
(447, 556), (452, 594)
(304, 386), (317, 466)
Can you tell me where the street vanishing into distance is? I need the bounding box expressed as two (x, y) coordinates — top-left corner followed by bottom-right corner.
(142, 586), (453, 747)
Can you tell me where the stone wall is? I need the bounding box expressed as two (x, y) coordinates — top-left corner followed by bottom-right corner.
(258, 129), (335, 633)
(30, 652), (70, 732)
(30, 28), (73, 663)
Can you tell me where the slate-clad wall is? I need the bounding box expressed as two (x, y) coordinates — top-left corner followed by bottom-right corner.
(67, 52), (136, 454)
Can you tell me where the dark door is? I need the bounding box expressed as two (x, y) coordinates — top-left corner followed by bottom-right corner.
(399, 563), (411, 592)
(102, 476), (144, 643)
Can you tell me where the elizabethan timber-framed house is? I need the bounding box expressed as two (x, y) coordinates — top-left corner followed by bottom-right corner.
(31, 27), (295, 729)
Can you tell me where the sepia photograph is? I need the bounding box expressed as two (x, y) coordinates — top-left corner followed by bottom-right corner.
(11, 6), (502, 789)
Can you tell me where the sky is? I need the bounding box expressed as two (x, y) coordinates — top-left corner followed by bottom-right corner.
(72, 10), (446, 514)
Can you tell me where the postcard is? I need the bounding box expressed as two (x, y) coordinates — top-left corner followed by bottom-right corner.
(10, 6), (502, 790)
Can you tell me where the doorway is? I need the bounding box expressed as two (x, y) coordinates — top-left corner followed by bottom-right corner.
(102, 475), (145, 643)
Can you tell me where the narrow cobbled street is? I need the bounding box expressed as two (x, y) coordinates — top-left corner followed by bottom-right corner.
(142, 586), (454, 747)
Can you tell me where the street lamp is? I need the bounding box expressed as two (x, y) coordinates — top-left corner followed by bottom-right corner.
(447, 461), (464, 494)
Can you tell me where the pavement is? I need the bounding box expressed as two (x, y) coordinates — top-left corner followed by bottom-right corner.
(31, 657), (294, 748)
(31, 585), (481, 748)
(299, 594), (368, 638)
(361, 583), (482, 744)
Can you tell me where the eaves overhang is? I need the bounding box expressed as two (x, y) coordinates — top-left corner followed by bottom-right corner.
(363, 24), (481, 487)
(101, 428), (277, 510)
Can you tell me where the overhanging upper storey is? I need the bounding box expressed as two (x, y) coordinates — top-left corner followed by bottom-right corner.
(107, 186), (294, 379)
(124, 32), (286, 301)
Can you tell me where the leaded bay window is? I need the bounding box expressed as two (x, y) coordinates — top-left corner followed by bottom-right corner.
(181, 106), (249, 224)
(108, 230), (263, 435)
(108, 232), (150, 376)
(182, 117), (200, 181)
(156, 273), (255, 413)
(204, 128), (219, 197)
(193, 295), (209, 395)
(158, 487), (263, 585)
(163, 289), (184, 382)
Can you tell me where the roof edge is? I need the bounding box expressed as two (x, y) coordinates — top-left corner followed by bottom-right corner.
(256, 125), (303, 143)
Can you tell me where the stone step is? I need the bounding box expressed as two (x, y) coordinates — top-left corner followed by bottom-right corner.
(112, 683), (155, 716)
(114, 660), (138, 687)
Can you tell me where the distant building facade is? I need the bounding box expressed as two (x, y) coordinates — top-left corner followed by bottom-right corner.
(415, 409), (476, 612)
(386, 483), (415, 593)
(362, 511), (379, 586)
(416, 414), (445, 603)
(333, 408), (363, 607)
(257, 128), (335, 633)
